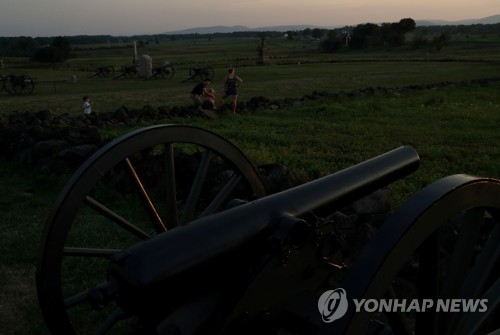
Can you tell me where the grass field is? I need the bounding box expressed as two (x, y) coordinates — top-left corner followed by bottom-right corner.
(1, 33), (500, 334)
(1, 34), (500, 114)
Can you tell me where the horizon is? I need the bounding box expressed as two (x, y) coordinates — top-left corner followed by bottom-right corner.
(1, 0), (500, 37)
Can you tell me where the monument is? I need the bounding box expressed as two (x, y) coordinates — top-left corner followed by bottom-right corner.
(257, 37), (270, 65)
(138, 54), (153, 79)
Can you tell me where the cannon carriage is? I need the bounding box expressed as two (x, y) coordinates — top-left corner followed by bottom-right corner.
(1, 73), (35, 95)
(151, 62), (175, 80)
(113, 64), (139, 79)
(113, 61), (175, 80)
(89, 66), (115, 78)
(182, 65), (215, 82)
(36, 125), (500, 335)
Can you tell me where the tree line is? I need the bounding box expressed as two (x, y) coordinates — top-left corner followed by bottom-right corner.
(1, 20), (499, 62)
(0, 36), (71, 61)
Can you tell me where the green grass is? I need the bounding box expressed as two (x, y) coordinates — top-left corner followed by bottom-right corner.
(2, 33), (500, 115)
(0, 161), (65, 334)
(2, 81), (500, 333)
(176, 82), (500, 203)
(1, 34), (500, 334)
(1, 60), (499, 115)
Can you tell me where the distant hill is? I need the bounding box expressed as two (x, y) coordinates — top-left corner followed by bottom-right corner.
(165, 24), (330, 34)
(416, 14), (500, 26)
(165, 15), (500, 34)
(168, 25), (251, 34)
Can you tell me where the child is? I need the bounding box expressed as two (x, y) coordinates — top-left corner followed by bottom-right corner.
(204, 88), (216, 107)
(82, 96), (92, 115)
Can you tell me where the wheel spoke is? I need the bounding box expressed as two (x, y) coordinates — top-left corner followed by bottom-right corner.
(64, 282), (109, 309)
(84, 196), (151, 240)
(384, 286), (412, 335)
(180, 149), (212, 225)
(36, 124), (265, 334)
(336, 176), (500, 335)
(460, 222), (500, 299)
(416, 230), (440, 335)
(124, 158), (167, 232)
(199, 173), (242, 218)
(64, 290), (89, 309)
(440, 208), (484, 300)
(63, 247), (121, 257)
(456, 278), (500, 335)
(165, 143), (178, 229)
(438, 209), (495, 334)
(92, 308), (127, 335)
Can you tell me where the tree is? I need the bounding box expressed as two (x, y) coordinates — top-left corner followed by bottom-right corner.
(432, 32), (450, 51)
(350, 18), (416, 48)
(311, 28), (324, 39)
(31, 36), (71, 62)
(319, 30), (342, 53)
(351, 23), (380, 48)
(398, 18), (416, 34)
(380, 22), (405, 46)
(411, 34), (429, 49)
(303, 28), (312, 39)
(285, 31), (296, 40)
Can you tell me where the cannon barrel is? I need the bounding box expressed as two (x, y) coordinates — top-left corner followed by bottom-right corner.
(109, 146), (419, 296)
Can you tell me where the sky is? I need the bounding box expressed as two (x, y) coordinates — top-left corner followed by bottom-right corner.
(1, 0), (499, 37)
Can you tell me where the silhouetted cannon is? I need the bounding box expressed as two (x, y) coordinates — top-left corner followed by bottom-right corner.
(36, 125), (500, 335)
(2, 73), (35, 95)
(89, 65), (115, 78)
(152, 63), (175, 79)
(113, 64), (138, 79)
(182, 65), (214, 82)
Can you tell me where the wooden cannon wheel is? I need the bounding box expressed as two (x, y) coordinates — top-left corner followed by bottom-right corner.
(189, 66), (214, 81)
(89, 66), (115, 78)
(36, 124), (266, 334)
(36, 124), (499, 334)
(331, 174), (500, 335)
(157, 64), (175, 79)
(4, 74), (35, 95)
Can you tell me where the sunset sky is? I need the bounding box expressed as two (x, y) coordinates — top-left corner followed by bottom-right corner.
(1, 0), (499, 37)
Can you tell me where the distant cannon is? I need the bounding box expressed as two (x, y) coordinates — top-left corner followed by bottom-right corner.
(182, 65), (214, 82)
(151, 62), (175, 80)
(113, 64), (138, 79)
(1, 73), (35, 95)
(36, 125), (500, 334)
(89, 65), (115, 78)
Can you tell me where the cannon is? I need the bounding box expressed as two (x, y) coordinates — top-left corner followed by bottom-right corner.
(36, 125), (500, 334)
(182, 65), (215, 82)
(2, 73), (35, 95)
(89, 66), (115, 78)
(151, 63), (175, 80)
(113, 64), (138, 79)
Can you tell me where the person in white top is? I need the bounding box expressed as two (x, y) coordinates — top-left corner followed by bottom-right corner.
(82, 96), (92, 115)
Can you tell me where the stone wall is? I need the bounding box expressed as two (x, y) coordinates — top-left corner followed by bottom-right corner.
(1, 76), (499, 177)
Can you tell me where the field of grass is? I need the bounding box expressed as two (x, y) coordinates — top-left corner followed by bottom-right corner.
(2, 34), (500, 115)
(0, 34), (500, 334)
